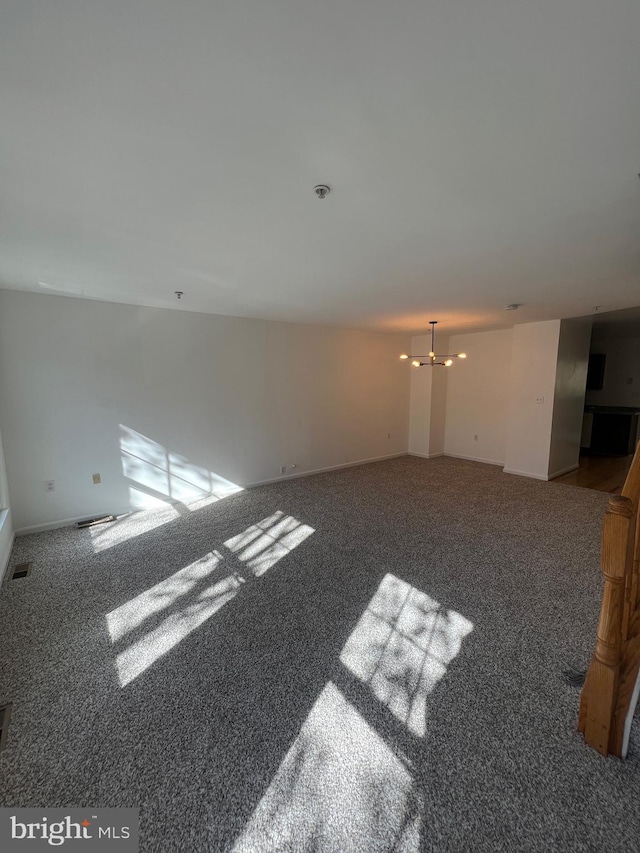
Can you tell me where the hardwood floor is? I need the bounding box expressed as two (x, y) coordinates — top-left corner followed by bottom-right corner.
(553, 454), (634, 494)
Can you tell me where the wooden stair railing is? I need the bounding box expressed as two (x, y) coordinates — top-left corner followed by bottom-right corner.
(579, 440), (640, 757)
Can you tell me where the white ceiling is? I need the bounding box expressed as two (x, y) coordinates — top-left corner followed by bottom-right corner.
(1, 0), (639, 335)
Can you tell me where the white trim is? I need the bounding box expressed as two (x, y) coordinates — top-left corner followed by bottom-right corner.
(15, 507), (132, 536)
(621, 667), (640, 759)
(548, 463), (580, 480)
(14, 454), (409, 529)
(245, 452), (408, 488)
(13, 451), (562, 532)
(503, 467), (549, 481)
(412, 450), (506, 467)
(0, 508), (15, 583)
(445, 452), (504, 467)
(0, 534), (14, 584)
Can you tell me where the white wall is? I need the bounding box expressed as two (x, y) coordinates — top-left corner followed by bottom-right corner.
(503, 320), (561, 479)
(429, 364), (448, 456)
(0, 423), (14, 576)
(585, 335), (640, 408)
(407, 333), (449, 457)
(0, 290), (410, 532)
(407, 333), (450, 458)
(444, 329), (513, 465)
(548, 318), (592, 478)
(407, 334), (433, 457)
(409, 318), (590, 481)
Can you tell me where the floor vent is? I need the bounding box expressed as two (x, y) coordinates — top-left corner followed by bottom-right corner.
(10, 562), (32, 580)
(76, 515), (116, 529)
(0, 703), (12, 753)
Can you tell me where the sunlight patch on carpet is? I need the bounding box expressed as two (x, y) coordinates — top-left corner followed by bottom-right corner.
(114, 570), (244, 687)
(340, 574), (473, 736)
(106, 551), (225, 643)
(224, 511), (315, 577)
(231, 681), (422, 853)
(108, 512), (314, 686)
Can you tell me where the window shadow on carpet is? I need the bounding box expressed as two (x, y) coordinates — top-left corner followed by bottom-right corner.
(230, 574), (473, 852)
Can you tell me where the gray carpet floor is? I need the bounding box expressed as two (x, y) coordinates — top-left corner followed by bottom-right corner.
(1, 455), (640, 852)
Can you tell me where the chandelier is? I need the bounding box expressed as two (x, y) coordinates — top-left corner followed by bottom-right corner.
(400, 321), (467, 367)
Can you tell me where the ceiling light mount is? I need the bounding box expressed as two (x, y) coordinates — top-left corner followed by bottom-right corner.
(399, 320), (467, 368)
(313, 184), (331, 199)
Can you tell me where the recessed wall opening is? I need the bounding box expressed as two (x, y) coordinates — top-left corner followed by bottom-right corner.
(555, 306), (640, 494)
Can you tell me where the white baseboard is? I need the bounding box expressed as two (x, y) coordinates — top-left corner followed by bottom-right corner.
(0, 509), (15, 583)
(0, 537), (14, 585)
(621, 667), (640, 759)
(410, 454), (577, 482)
(15, 507), (132, 536)
(245, 452), (408, 488)
(13, 451), (565, 533)
(444, 452), (505, 467)
(503, 467), (549, 481)
(548, 463), (580, 480)
(14, 455), (409, 532)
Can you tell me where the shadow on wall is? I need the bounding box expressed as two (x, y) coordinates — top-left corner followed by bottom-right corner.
(119, 424), (242, 512)
(83, 425), (245, 554)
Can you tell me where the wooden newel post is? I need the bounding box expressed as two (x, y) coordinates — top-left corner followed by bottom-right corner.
(596, 496), (634, 665)
(579, 494), (634, 755)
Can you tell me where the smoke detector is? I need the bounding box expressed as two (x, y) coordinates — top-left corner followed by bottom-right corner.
(313, 185), (331, 199)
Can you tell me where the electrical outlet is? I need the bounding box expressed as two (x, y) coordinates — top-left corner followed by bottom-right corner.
(535, 396), (544, 404)
(280, 465), (286, 474)
(92, 473), (102, 485)
(45, 480), (55, 492)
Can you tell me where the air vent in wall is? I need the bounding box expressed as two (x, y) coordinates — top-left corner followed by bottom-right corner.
(76, 515), (116, 529)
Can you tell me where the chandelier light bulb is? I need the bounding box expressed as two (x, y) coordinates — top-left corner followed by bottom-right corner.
(399, 320), (467, 368)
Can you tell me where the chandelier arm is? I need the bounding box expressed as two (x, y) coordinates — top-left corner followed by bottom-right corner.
(402, 321), (467, 365)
